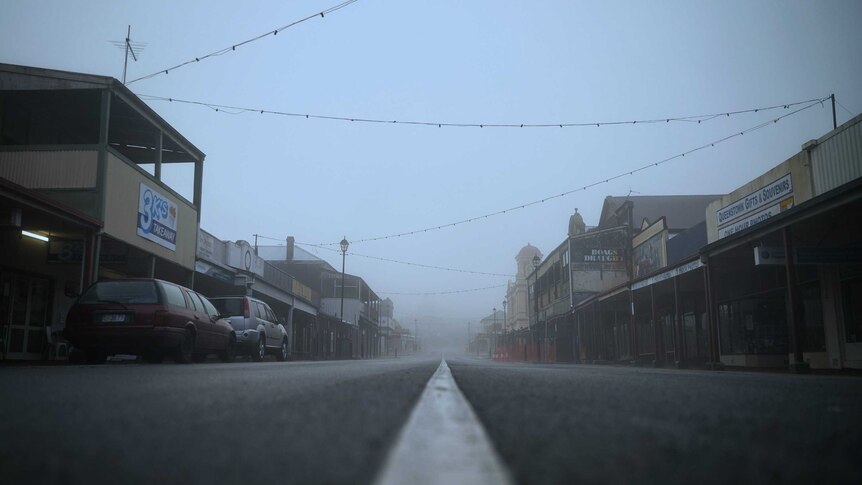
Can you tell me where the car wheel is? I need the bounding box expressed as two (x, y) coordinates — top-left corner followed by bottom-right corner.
(219, 336), (237, 363)
(277, 338), (288, 362)
(251, 336), (265, 362)
(85, 350), (107, 365)
(192, 353), (207, 363)
(173, 329), (195, 364)
(143, 350), (163, 364)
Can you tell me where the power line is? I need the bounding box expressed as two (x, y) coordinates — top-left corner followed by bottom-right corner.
(126, 0), (359, 84)
(136, 93), (824, 130)
(284, 240), (514, 277)
(314, 97), (829, 245)
(835, 99), (855, 118)
(378, 284), (507, 296)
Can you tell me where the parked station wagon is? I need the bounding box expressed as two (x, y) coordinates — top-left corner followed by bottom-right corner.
(64, 279), (236, 364)
(208, 296), (289, 361)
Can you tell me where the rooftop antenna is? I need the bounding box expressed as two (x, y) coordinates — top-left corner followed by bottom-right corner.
(110, 25), (146, 84)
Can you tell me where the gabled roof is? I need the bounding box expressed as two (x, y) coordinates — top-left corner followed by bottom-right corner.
(599, 195), (720, 231)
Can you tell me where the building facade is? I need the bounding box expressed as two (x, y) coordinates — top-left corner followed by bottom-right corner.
(1, 64), (205, 360)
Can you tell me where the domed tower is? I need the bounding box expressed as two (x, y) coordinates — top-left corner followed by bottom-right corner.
(516, 243), (542, 279)
(507, 244), (543, 331)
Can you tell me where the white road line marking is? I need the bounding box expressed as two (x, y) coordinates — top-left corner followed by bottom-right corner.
(374, 359), (514, 485)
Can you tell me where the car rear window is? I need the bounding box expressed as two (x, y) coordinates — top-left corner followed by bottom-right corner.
(79, 281), (160, 305)
(210, 298), (243, 317)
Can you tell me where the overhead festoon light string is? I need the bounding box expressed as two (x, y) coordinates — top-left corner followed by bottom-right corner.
(272, 239), (513, 277)
(126, 0), (359, 84)
(314, 97), (829, 245)
(378, 284), (507, 296)
(136, 93), (825, 129)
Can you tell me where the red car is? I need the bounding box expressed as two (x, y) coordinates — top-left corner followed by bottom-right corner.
(64, 279), (236, 364)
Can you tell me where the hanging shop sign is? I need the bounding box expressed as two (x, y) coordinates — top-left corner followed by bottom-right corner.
(137, 182), (178, 251)
(715, 174), (793, 239)
(194, 260), (235, 284)
(631, 259), (702, 291)
(47, 239), (127, 264)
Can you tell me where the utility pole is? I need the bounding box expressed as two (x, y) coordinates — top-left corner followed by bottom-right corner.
(831, 93), (837, 130)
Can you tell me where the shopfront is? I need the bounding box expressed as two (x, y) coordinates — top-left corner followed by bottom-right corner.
(702, 114), (862, 370)
(0, 179), (101, 360)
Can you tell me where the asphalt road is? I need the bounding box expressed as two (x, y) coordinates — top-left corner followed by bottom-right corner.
(446, 356), (862, 485)
(3, 355), (861, 485)
(0, 355), (440, 485)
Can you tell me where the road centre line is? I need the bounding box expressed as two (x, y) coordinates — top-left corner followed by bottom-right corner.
(374, 359), (514, 485)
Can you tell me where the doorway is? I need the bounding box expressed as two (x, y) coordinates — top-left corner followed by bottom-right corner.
(1, 271), (52, 360)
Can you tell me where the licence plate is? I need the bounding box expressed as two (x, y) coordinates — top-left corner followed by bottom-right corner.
(101, 314), (127, 323)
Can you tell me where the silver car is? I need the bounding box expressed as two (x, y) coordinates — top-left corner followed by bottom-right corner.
(208, 296), (289, 361)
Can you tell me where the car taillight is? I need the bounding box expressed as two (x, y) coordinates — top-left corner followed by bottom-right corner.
(153, 310), (169, 326)
(243, 297), (250, 319)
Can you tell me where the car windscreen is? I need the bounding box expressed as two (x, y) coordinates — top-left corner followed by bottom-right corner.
(210, 298), (243, 317)
(78, 281), (160, 305)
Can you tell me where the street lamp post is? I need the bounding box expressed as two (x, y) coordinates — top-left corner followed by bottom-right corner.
(502, 298), (507, 361)
(340, 237), (349, 356)
(532, 254), (541, 363)
(492, 307), (497, 359)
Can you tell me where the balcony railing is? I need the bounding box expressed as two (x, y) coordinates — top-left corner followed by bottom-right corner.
(263, 261), (319, 305)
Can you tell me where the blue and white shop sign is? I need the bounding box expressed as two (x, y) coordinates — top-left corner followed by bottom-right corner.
(136, 182), (178, 251)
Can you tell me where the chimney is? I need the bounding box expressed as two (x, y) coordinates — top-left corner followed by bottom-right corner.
(286, 236), (295, 261)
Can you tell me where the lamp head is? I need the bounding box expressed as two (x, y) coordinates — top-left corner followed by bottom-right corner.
(340, 237), (349, 253)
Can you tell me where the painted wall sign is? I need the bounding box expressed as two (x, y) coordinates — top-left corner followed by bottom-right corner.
(136, 182), (178, 251)
(227, 240), (265, 277)
(717, 197), (794, 240)
(633, 231), (666, 278)
(570, 229), (628, 271)
(197, 229), (216, 261)
(715, 173), (793, 227)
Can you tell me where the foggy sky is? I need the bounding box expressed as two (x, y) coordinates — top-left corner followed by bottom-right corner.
(2, 0), (860, 340)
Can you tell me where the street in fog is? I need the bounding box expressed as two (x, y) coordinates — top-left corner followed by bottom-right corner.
(447, 357), (862, 484)
(2, 355), (861, 484)
(0, 356), (440, 485)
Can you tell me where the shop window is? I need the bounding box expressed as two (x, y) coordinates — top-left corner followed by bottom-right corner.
(801, 282), (825, 352)
(660, 313), (675, 359)
(718, 292), (788, 355)
(636, 315), (655, 356)
(683, 312), (699, 359)
(842, 277), (862, 343)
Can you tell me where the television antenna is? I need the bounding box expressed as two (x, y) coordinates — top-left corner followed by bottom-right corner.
(109, 25), (147, 84)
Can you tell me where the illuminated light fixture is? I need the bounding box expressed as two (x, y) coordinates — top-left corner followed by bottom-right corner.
(22, 230), (49, 242)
